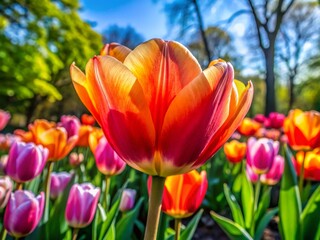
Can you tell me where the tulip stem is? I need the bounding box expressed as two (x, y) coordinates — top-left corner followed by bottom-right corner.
(298, 152), (306, 198)
(16, 182), (23, 190)
(44, 161), (54, 222)
(174, 218), (182, 240)
(0, 227), (7, 240)
(103, 176), (111, 211)
(72, 228), (79, 240)
(144, 175), (166, 240)
(251, 175), (261, 235)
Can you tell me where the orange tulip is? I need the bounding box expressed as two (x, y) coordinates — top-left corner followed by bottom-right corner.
(295, 149), (320, 181)
(148, 170), (207, 218)
(88, 128), (104, 153)
(223, 140), (246, 163)
(76, 125), (93, 147)
(81, 114), (96, 126)
(71, 38), (253, 176)
(38, 127), (78, 161)
(237, 117), (261, 137)
(284, 109), (320, 151)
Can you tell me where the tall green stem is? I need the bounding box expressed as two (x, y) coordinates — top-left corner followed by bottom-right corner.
(250, 175), (261, 235)
(103, 176), (111, 211)
(144, 176), (166, 240)
(44, 161), (54, 222)
(0, 227), (7, 240)
(72, 228), (79, 240)
(298, 152), (306, 197)
(174, 218), (182, 240)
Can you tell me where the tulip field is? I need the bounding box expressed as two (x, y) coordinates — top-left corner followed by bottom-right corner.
(0, 39), (320, 240)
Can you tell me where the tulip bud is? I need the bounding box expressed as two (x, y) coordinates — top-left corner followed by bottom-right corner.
(5, 141), (48, 183)
(253, 114), (266, 124)
(246, 137), (279, 174)
(4, 190), (44, 238)
(260, 155), (284, 185)
(50, 172), (73, 199)
(58, 115), (81, 138)
(0, 176), (12, 209)
(69, 152), (84, 167)
(81, 113), (95, 126)
(0, 110), (10, 131)
(119, 189), (136, 212)
(93, 136), (126, 177)
(65, 183), (100, 228)
(266, 112), (285, 129)
(223, 140), (246, 163)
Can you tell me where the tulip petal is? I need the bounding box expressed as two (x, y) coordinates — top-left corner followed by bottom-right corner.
(124, 39), (202, 134)
(100, 43), (131, 62)
(70, 63), (102, 125)
(86, 56), (155, 163)
(159, 62), (234, 170)
(195, 80), (253, 166)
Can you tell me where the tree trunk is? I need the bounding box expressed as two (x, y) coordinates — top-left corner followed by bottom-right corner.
(192, 0), (211, 65)
(288, 74), (295, 110)
(264, 46), (277, 115)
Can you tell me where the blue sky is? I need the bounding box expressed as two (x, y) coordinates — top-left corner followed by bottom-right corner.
(80, 0), (167, 39)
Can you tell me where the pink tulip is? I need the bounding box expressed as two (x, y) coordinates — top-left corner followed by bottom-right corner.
(65, 183), (100, 228)
(260, 155), (285, 185)
(119, 189), (136, 212)
(58, 115), (81, 138)
(0, 176), (12, 209)
(253, 114), (266, 124)
(50, 172), (73, 199)
(5, 141), (48, 183)
(0, 110), (10, 131)
(265, 112), (285, 129)
(94, 136), (126, 176)
(4, 190), (44, 237)
(247, 137), (279, 174)
(246, 164), (259, 183)
(69, 152), (84, 167)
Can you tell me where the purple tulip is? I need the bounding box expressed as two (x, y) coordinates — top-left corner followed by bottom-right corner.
(58, 115), (81, 138)
(0, 176), (12, 209)
(5, 141), (48, 183)
(65, 183), (100, 228)
(0, 110), (10, 131)
(4, 190), (44, 238)
(247, 137), (279, 174)
(261, 155), (285, 185)
(119, 189), (136, 212)
(50, 172), (73, 199)
(94, 136), (126, 176)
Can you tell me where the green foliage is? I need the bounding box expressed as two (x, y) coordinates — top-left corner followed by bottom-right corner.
(0, 0), (102, 122)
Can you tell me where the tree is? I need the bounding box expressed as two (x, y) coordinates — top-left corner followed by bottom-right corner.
(0, 0), (102, 124)
(160, 0), (215, 65)
(277, 2), (319, 110)
(102, 25), (144, 49)
(244, 0), (295, 115)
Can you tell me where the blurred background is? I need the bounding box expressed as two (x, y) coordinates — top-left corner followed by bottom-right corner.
(0, 0), (319, 127)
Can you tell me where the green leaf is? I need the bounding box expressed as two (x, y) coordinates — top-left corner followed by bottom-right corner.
(254, 187), (271, 226)
(301, 185), (320, 239)
(211, 211), (253, 240)
(241, 167), (254, 230)
(115, 198), (144, 240)
(279, 145), (301, 240)
(98, 197), (121, 240)
(223, 184), (245, 227)
(157, 212), (170, 240)
(180, 209), (204, 240)
(105, 222), (116, 240)
(254, 208), (278, 240)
